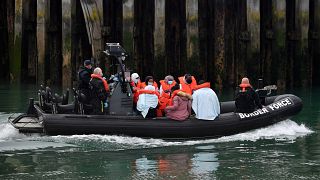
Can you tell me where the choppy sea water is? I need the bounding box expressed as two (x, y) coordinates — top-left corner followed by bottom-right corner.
(0, 84), (319, 179)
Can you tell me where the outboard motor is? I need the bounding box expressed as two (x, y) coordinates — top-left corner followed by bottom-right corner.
(103, 43), (133, 116)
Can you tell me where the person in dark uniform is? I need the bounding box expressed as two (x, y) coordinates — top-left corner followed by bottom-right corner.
(89, 67), (110, 115)
(78, 60), (93, 101)
(235, 77), (262, 113)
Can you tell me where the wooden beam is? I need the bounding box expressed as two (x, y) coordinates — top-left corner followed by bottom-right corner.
(165, 0), (187, 78)
(101, 0), (123, 76)
(44, 0), (62, 86)
(0, 0), (9, 81)
(310, 0), (320, 86)
(21, 0), (37, 83)
(71, 0), (92, 87)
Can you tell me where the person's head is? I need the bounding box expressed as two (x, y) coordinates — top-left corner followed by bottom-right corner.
(165, 75), (174, 85)
(84, 60), (92, 69)
(145, 76), (154, 86)
(198, 80), (205, 85)
(241, 77), (250, 85)
(131, 73), (140, 83)
(184, 74), (192, 84)
(171, 83), (180, 92)
(93, 67), (103, 77)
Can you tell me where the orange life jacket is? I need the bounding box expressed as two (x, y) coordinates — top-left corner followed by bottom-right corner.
(159, 80), (177, 94)
(140, 82), (159, 90)
(91, 74), (109, 92)
(194, 82), (211, 91)
(130, 80), (143, 104)
(239, 83), (252, 92)
(178, 76), (197, 95)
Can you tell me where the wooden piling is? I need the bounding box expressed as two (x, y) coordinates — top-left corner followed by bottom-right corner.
(309, 0), (320, 86)
(133, 0), (155, 78)
(21, 0), (37, 83)
(102, 0), (123, 76)
(165, 0), (187, 78)
(234, 0), (248, 85)
(71, 0), (92, 87)
(272, 0), (286, 90)
(7, 0), (15, 83)
(0, 0), (9, 81)
(260, 0), (273, 85)
(224, 0), (236, 88)
(44, 0), (62, 86)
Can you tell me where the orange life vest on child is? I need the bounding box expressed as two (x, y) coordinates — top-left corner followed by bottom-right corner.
(178, 76), (197, 95)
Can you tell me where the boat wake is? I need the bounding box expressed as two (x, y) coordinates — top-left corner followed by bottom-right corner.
(0, 119), (313, 151)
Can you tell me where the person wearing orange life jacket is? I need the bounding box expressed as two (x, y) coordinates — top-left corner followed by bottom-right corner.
(140, 76), (159, 91)
(89, 67), (110, 115)
(235, 77), (262, 113)
(156, 75), (177, 117)
(137, 85), (159, 118)
(159, 75), (176, 95)
(178, 74), (197, 95)
(130, 73), (143, 104)
(192, 80), (220, 120)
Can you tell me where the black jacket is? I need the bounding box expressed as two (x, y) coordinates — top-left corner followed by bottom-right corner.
(89, 77), (107, 114)
(78, 67), (93, 90)
(235, 86), (262, 113)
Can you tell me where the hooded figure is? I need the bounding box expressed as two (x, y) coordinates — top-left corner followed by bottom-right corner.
(192, 81), (220, 120)
(137, 85), (159, 118)
(165, 84), (192, 121)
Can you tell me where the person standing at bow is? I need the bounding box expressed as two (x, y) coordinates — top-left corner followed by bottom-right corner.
(78, 60), (93, 101)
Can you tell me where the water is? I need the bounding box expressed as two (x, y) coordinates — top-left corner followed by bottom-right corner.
(0, 84), (319, 179)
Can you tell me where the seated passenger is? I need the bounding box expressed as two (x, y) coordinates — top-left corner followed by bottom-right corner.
(89, 67), (110, 115)
(192, 80), (220, 120)
(164, 84), (192, 121)
(235, 77), (262, 113)
(137, 85), (159, 118)
(157, 75), (176, 116)
(130, 73), (143, 104)
(159, 75), (176, 95)
(178, 74), (197, 95)
(141, 76), (159, 91)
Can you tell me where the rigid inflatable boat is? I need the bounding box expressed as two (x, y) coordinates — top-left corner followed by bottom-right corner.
(8, 94), (302, 139)
(7, 43), (303, 139)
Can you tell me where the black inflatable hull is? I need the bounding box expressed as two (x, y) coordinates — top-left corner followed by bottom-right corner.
(35, 94), (301, 139)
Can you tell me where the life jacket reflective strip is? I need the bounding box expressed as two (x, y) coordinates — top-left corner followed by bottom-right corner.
(239, 83), (252, 92)
(91, 74), (109, 92)
(178, 76), (197, 95)
(159, 80), (177, 92)
(140, 82), (159, 90)
(194, 82), (211, 91)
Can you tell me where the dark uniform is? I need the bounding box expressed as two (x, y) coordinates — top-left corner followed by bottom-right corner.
(235, 84), (262, 113)
(78, 66), (93, 101)
(89, 77), (107, 115)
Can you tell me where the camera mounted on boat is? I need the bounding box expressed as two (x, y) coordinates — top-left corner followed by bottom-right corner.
(103, 43), (134, 116)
